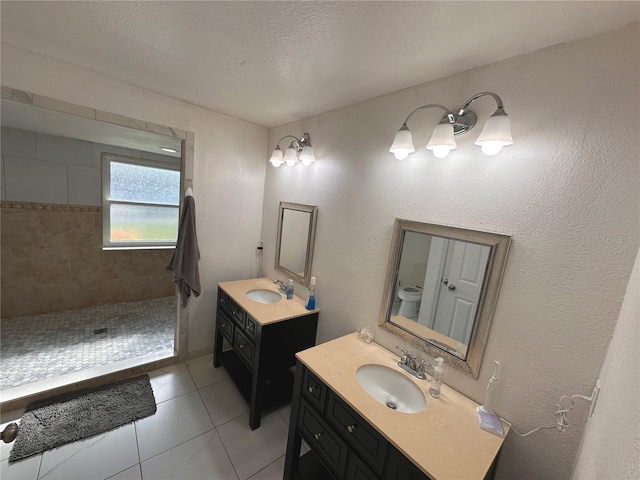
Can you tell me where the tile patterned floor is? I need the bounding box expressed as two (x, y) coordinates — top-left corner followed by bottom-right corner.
(0, 354), (296, 480)
(0, 297), (175, 390)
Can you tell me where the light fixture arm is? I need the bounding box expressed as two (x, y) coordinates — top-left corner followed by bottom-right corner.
(401, 104), (454, 128)
(275, 132), (312, 153)
(457, 91), (505, 116)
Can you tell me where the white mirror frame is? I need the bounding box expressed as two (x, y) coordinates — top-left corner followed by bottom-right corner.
(378, 219), (511, 378)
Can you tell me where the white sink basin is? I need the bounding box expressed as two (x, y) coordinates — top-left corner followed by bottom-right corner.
(356, 364), (426, 413)
(246, 289), (282, 304)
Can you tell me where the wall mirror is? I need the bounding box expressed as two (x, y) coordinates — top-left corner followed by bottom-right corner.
(275, 202), (318, 286)
(379, 219), (511, 378)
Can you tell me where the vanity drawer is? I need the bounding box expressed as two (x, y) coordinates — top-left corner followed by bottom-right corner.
(326, 390), (388, 476)
(245, 315), (257, 340)
(218, 289), (229, 313)
(217, 312), (234, 343)
(298, 398), (348, 479)
(302, 367), (328, 412)
(384, 446), (430, 480)
(346, 451), (379, 480)
(228, 300), (246, 329)
(234, 329), (254, 368)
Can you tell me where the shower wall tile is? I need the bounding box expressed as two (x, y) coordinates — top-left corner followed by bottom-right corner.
(68, 165), (101, 206)
(0, 209), (40, 247)
(11, 245), (72, 285)
(35, 132), (95, 167)
(70, 246), (119, 282)
(3, 156), (68, 204)
(1, 203), (175, 318)
(96, 275), (173, 305)
(39, 282), (96, 312)
(1, 285), (44, 318)
(40, 210), (94, 247)
(1, 127), (36, 159)
(116, 250), (160, 278)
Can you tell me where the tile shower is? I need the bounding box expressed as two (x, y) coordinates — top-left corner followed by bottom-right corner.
(0, 201), (177, 393)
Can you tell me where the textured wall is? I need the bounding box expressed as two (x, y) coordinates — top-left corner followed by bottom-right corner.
(262, 24), (640, 479)
(1, 45), (268, 352)
(1, 202), (174, 318)
(571, 246), (640, 479)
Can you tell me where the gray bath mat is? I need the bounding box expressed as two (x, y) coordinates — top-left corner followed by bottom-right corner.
(9, 374), (156, 462)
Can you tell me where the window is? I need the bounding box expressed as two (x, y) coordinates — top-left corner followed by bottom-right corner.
(102, 154), (180, 248)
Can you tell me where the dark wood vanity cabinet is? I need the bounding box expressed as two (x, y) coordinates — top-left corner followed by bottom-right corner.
(213, 287), (319, 430)
(284, 364), (430, 480)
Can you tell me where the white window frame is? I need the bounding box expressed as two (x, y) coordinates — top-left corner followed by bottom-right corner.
(102, 153), (180, 250)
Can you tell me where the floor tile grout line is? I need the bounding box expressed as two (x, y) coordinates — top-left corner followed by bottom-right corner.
(247, 454), (285, 480)
(137, 425), (218, 466)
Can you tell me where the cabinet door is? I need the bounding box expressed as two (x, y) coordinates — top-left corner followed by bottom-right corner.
(326, 391), (388, 476)
(298, 398), (348, 479)
(385, 447), (430, 480)
(346, 452), (379, 480)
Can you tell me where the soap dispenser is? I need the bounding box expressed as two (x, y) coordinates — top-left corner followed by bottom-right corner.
(429, 357), (444, 398)
(285, 279), (294, 299)
(305, 277), (316, 310)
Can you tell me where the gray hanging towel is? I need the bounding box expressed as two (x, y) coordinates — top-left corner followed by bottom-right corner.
(167, 191), (201, 307)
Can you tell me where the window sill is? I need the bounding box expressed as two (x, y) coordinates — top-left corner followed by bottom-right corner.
(102, 246), (176, 251)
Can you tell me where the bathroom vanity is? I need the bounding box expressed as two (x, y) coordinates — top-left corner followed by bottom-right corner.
(213, 278), (319, 430)
(284, 334), (509, 479)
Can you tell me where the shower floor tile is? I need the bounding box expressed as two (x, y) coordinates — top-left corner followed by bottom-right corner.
(0, 297), (175, 391)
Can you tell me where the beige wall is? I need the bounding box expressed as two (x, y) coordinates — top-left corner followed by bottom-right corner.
(1, 44), (269, 352)
(571, 246), (640, 479)
(262, 24), (640, 479)
(1, 202), (174, 318)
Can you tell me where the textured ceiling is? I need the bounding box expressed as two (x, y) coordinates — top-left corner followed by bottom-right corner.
(2, 1), (639, 127)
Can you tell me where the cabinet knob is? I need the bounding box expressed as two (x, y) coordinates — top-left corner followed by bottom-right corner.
(308, 386), (315, 393)
(221, 323), (226, 328)
(347, 425), (355, 433)
(314, 432), (322, 440)
(239, 344), (245, 349)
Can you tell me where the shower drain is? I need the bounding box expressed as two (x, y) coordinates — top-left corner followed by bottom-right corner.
(386, 401), (397, 410)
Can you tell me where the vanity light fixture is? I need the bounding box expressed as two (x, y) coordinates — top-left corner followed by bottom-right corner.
(160, 147), (178, 153)
(269, 132), (315, 167)
(389, 92), (513, 159)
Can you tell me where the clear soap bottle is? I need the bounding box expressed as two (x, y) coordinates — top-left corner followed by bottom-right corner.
(285, 279), (294, 299)
(305, 277), (316, 310)
(429, 357), (444, 398)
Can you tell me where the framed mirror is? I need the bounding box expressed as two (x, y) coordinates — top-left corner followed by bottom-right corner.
(275, 202), (318, 286)
(379, 219), (511, 378)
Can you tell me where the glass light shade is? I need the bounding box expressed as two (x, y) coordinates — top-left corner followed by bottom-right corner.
(389, 127), (415, 160)
(299, 145), (315, 166)
(426, 122), (456, 158)
(475, 112), (513, 156)
(269, 147), (284, 166)
(284, 146), (299, 166)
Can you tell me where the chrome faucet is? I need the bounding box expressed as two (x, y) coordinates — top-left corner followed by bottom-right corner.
(273, 279), (287, 293)
(395, 346), (426, 380)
